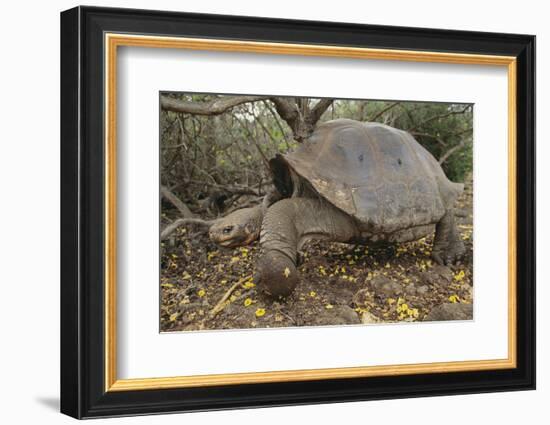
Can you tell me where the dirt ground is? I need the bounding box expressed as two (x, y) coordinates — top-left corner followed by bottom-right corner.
(160, 178), (473, 332)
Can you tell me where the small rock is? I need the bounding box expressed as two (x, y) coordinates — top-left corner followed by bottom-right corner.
(361, 310), (380, 324)
(335, 305), (362, 324)
(370, 276), (403, 297)
(328, 276), (340, 285)
(311, 305), (361, 326)
(352, 288), (370, 306)
(404, 285), (417, 296)
(434, 265), (454, 282)
(424, 303), (473, 321)
(416, 285), (429, 295)
(334, 287), (355, 301)
(420, 265), (454, 287)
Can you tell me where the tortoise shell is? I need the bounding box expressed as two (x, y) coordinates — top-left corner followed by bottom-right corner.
(270, 119), (463, 234)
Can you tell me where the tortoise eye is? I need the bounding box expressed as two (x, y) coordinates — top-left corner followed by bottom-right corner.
(223, 226), (234, 234)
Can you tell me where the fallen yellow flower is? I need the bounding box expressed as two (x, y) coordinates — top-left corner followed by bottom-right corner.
(449, 294), (460, 303)
(255, 308), (266, 317)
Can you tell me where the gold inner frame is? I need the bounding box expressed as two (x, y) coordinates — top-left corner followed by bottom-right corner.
(104, 33), (517, 392)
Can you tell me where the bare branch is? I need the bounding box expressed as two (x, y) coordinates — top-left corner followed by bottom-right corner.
(309, 98), (334, 123)
(161, 95), (270, 115)
(160, 218), (213, 240)
(209, 275), (253, 318)
(407, 105), (472, 132)
(161, 186), (196, 218)
(368, 102), (401, 122)
(411, 131), (448, 147)
(438, 138), (471, 165)
(183, 180), (262, 197)
(268, 97), (308, 141)
(412, 127), (472, 149)
(269, 97), (299, 124)
(233, 114), (272, 174)
(269, 97), (333, 142)
(262, 100), (292, 149)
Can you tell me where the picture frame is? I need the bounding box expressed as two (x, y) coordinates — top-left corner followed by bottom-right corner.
(60, 5), (535, 419)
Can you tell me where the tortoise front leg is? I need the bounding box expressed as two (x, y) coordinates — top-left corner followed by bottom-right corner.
(256, 197), (359, 297)
(432, 209), (465, 265)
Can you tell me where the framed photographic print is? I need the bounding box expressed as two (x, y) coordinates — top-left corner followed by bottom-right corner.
(60, 6), (535, 419)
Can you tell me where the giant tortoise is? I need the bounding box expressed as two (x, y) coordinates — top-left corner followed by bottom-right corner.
(209, 118), (465, 297)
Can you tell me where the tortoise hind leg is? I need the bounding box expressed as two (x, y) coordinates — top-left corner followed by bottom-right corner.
(432, 209), (465, 265)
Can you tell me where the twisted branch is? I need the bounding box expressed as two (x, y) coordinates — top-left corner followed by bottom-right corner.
(161, 95), (270, 115)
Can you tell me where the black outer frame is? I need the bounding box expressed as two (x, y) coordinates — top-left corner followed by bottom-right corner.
(60, 5), (536, 419)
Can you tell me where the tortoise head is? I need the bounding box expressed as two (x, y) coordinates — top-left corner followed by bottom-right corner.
(208, 205), (263, 248)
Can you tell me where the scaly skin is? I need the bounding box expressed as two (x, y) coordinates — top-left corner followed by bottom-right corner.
(208, 205), (263, 248)
(256, 197), (359, 297)
(431, 208), (466, 265)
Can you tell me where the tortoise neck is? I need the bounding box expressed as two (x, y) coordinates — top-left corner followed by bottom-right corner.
(260, 197), (358, 263)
